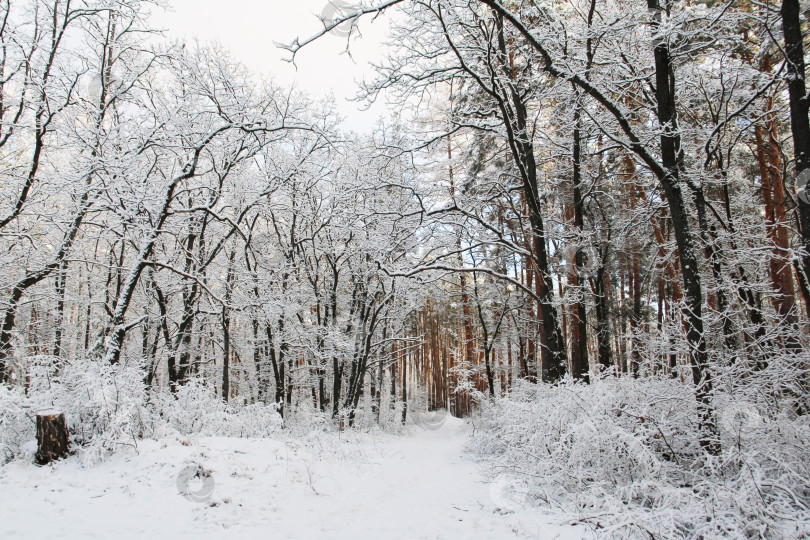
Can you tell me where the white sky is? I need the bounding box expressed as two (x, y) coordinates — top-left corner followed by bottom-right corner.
(149, 0), (393, 133)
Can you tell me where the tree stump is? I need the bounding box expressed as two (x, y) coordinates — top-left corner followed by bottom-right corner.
(35, 410), (70, 465)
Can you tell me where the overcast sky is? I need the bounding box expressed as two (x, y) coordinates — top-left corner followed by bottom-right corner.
(149, 0), (392, 132)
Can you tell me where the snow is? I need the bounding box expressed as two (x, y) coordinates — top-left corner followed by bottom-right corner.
(0, 417), (590, 539)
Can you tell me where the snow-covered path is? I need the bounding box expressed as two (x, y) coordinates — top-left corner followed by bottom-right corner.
(0, 417), (588, 539)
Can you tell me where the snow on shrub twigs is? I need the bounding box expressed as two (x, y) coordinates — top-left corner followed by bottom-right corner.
(469, 376), (810, 539)
(0, 356), (282, 466)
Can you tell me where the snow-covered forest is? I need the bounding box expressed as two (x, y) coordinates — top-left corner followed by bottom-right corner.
(1, 0), (809, 538)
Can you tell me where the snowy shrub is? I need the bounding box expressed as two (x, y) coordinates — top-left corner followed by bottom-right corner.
(151, 379), (282, 438)
(21, 357), (152, 463)
(0, 385), (39, 464)
(470, 376), (810, 539)
(0, 357), (282, 465)
(0, 357), (140, 464)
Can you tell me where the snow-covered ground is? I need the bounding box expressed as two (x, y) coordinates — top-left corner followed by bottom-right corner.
(0, 417), (590, 539)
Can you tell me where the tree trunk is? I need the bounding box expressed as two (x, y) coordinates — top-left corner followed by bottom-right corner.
(35, 411), (70, 465)
(401, 346), (408, 425)
(594, 251), (613, 370)
(755, 119), (798, 332)
(494, 15), (566, 381)
(570, 97), (590, 382)
(648, 0), (717, 453)
(52, 261), (68, 358)
(221, 250), (235, 402)
(780, 0), (810, 295)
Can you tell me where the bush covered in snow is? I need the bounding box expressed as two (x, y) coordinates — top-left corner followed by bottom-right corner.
(149, 379), (283, 439)
(470, 376), (810, 539)
(0, 357), (282, 466)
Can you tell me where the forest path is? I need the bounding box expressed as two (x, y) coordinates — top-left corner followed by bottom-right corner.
(279, 416), (529, 539)
(0, 416), (588, 539)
